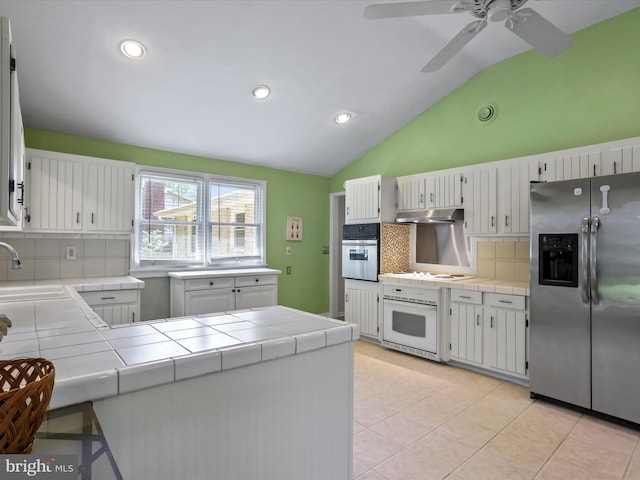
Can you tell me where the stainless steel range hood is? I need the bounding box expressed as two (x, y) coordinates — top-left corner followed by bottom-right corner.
(395, 208), (464, 224)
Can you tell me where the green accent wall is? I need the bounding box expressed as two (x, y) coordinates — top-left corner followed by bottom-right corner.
(25, 128), (330, 314)
(330, 8), (640, 192)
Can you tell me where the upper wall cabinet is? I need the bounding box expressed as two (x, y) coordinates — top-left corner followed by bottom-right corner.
(429, 170), (466, 209)
(345, 174), (396, 224)
(396, 174), (426, 211)
(24, 149), (135, 234)
(464, 167), (497, 235)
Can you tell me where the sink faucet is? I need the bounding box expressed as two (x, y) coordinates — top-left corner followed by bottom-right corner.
(0, 242), (22, 269)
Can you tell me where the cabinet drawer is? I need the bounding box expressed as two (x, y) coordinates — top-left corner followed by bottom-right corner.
(81, 289), (138, 306)
(185, 277), (235, 291)
(484, 293), (526, 310)
(450, 289), (482, 305)
(235, 275), (278, 287)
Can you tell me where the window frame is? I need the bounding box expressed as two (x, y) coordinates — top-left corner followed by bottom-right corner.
(134, 166), (266, 271)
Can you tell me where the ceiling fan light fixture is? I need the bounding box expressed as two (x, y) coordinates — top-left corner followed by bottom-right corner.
(334, 112), (352, 124)
(120, 40), (146, 59)
(252, 85), (270, 99)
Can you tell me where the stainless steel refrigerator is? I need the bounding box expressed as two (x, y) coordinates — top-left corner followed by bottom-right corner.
(530, 171), (640, 424)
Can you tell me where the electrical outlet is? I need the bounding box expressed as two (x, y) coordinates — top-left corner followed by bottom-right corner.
(65, 245), (77, 261)
(286, 266), (291, 275)
(286, 247), (292, 256)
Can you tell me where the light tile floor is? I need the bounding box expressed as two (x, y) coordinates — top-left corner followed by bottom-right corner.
(353, 340), (640, 480)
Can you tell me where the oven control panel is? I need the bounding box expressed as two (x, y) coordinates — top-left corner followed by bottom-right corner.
(383, 285), (439, 305)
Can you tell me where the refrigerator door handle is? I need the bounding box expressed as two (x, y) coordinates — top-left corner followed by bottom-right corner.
(581, 217), (590, 304)
(590, 216), (600, 305)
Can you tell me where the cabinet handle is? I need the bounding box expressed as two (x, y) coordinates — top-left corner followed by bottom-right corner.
(459, 295), (471, 299)
(420, 193), (424, 204)
(236, 289), (240, 293)
(491, 216), (495, 227)
(498, 300), (513, 304)
(430, 193), (433, 202)
(476, 314), (480, 326)
(345, 293), (349, 302)
(505, 216), (509, 227)
(255, 278), (259, 283)
(490, 316), (494, 328)
(593, 164), (597, 176)
(210, 282), (214, 286)
(614, 161), (617, 175)
(346, 206), (350, 216)
(101, 296), (116, 300)
(91, 213), (95, 224)
(17, 182), (24, 205)
(76, 212), (80, 224)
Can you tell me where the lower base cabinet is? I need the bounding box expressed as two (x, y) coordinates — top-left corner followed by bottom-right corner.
(170, 272), (279, 317)
(80, 289), (141, 325)
(449, 289), (528, 379)
(344, 279), (379, 339)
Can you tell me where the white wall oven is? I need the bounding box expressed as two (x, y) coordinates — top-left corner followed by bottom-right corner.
(382, 284), (441, 361)
(342, 223), (380, 282)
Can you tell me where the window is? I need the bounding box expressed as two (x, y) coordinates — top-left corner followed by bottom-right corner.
(135, 168), (265, 268)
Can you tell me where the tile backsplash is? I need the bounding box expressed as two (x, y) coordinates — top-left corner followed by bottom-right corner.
(477, 240), (530, 282)
(380, 223), (410, 274)
(0, 236), (130, 282)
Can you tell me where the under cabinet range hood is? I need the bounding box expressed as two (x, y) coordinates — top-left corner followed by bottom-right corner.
(395, 208), (464, 224)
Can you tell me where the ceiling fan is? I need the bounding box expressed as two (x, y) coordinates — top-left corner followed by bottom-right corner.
(364, 0), (574, 72)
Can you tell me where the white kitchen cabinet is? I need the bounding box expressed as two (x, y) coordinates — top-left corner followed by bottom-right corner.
(25, 149), (135, 233)
(449, 289), (483, 366)
(170, 271), (279, 317)
(85, 162), (135, 232)
(483, 293), (527, 378)
(396, 174), (426, 211)
(604, 143), (640, 175)
(433, 170), (465, 208)
(26, 154), (83, 231)
(497, 161), (531, 235)
(345, 175), (396, 224)
(448, 289), (527, 379)
(344, 278), (379, 339)
(80, 289), (140, 325)
(464, 167), (497, 235)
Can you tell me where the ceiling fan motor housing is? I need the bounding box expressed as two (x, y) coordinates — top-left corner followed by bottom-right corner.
(471, 0), (528, 20)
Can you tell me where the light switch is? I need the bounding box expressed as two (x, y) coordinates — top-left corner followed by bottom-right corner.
(65, 245), (77, 261)
(286, 247), (292, 256)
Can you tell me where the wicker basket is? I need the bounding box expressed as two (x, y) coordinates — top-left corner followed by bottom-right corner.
(0, 358), (55, 454)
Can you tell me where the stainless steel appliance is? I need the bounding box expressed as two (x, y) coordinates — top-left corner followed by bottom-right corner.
(382, 284), (441, 361)
(530, 172), (640, 424)
(342, 223), (379, 282)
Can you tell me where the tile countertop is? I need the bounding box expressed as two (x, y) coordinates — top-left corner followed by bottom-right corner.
(168, 268), (281, 279)
(0, 276), (145, 292)
(379, 274), (530, 296)
(0, 282), (358, 410)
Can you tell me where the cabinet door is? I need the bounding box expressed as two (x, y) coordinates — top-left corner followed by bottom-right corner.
(27, 155), (83, 231)
(345, 176), (380, 223)
(450, 303), (482, 365)
(345, 286), (378, 338)
(604, 144), (640, 174)
(497, 162), (530, 235)
(485, 307), (527, 376)
(85, 163), (135, 232)
(465, 168), (497, 235)
(185, 289), (235, 315)
(396, 175), (425, 211)
(235, 284), (277, 310)
(434, 171), (464, 208)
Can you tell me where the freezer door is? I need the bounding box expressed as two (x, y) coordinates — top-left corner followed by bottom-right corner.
(591, 172), (640, 424)
(529, 178), (591, 409)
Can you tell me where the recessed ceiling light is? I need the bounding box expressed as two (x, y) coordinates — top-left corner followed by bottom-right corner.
(120, 40), (146, 59)
(334, 112), (352, 124)
(252, 85), (270, 99)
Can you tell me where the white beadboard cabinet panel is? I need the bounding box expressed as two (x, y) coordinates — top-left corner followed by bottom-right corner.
(94, 342), (354, 480)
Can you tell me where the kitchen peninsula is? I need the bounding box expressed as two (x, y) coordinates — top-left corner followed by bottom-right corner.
(0, 282), (358, 479)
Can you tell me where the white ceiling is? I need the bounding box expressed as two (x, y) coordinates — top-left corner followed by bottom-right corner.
(1, 0), (638, 176)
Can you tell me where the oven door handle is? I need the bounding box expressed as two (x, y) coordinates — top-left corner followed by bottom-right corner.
(383, 298), (437, 309)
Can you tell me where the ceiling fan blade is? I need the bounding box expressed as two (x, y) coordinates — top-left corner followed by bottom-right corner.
(505, 8), (574, 57)
(364, 1), (469, 19)
(421, 19), (487, 72)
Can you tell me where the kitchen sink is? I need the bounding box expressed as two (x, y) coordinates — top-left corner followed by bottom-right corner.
(0, 285), (70, 303)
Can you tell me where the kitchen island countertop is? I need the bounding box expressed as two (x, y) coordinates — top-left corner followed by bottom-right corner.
(0, 282), (358, 409)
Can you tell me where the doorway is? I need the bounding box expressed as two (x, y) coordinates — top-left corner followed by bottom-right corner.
(329, 192), (345, 319)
